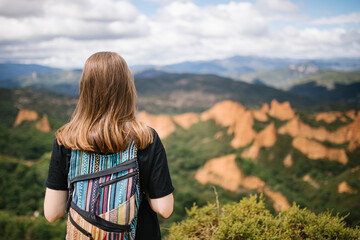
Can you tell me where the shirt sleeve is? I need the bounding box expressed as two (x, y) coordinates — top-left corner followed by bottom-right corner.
(146, 130), (174, 199)
(45, 138), (69, 191)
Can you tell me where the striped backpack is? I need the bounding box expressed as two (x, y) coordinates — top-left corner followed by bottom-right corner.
(65, 141), (141, 240)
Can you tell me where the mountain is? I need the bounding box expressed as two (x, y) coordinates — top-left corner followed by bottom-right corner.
(162, 56), (301, 79)
(286, 71), (360, 90)
(240, 63), (320, 89)
(0, 69), (335, 113)
(0, 63), (61, 81)
(0, 69), (82, 95)
(133, 68), (168, 79)
(288, 82), (360, 105)
(160, 56), (360, 81)
(134, 73), (328, 114)
(285, 71), (360, 105)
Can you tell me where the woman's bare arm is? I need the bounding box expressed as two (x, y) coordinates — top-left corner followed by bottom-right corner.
(148, 193), (174, 218)
(44, 188), (68, 223)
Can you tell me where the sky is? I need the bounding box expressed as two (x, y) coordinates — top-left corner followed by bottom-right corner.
(0, 0), (359, 68)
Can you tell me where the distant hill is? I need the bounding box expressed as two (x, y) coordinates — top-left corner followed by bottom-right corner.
(285, 71), (360, 90)
(0, 63), (61, 81)
(133, 69), (168, 79)
(159, 56), (360, 81)
(0, 69), (82, 96)
(162, 56), (301, 79)
(134, 73), (327, 114)
(285, 71), (360, 106)
(1, 69), (356, 113)
(288, 81), (360, 105)
(240, 63), (320, 89)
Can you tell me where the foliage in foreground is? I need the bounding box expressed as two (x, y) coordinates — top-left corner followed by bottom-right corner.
(168, 195), (360, 240)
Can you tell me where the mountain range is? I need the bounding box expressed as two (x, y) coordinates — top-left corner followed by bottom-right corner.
(0, 56), (360, 238)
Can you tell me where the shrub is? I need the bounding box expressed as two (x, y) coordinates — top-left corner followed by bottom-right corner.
(167, 195), (360, 240)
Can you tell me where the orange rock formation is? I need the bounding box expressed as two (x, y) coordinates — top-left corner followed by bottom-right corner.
(201, 100), (246, 126)
(346, 110), (356, 120)
(292, 137), (348, 164)
(173, 113), (199, 129)
(302, 174), (320, 189)
(230, 111), (257, 148)
(35, 114), (51, 132)
(269, 99), (295, 120)
(261, 103), (269, 113)
(338, 181), (358, 194)
(242, 122), (277, 159)
(138, 111), (176, 139)
(279, 115), (360, 151)
(195, 154), (290, 211)
(13, 109), (39, 127)
(195, 154), (243, 192)
(251, 110), (268, 122)
(201, 101), (256, 148)
(283, 154), (293, 168)
(242, 176), (266, 189)
(315, 111), (343, 123)
(263, 187), (291, 211)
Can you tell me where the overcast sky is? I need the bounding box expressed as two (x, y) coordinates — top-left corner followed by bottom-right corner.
(0, 0), (359, 68)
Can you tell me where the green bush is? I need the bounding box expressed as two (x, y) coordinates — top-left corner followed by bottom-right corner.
(168, 195), (360, 240)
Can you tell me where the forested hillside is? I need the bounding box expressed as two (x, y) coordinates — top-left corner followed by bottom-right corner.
(0, 82), (359, 239)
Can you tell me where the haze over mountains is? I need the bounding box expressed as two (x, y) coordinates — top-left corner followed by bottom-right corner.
(1, 55), (360, 113)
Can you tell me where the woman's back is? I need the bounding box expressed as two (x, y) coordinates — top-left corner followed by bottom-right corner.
(44, 52), (174, 240)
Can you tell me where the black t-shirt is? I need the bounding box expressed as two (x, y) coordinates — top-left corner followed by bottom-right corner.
(45, 129), (174, 240)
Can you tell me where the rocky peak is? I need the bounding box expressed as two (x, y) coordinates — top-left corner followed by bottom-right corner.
(201, 100), (246, 126)
(269, 99), (295, 120)
(36, 114), (51, 132)
(251, 110), (268, 122)
(283, 154), (293, 168)
(338, 181), (358, 194)
(261, 103), (269, 113)
(13, 109), (39, 127)
(292, 137), (348, 164)
(315, 111), (344, 123)
(242, 122), (277, 159)
(173, 113), (199, 129)
(137, 111), (176, 139)
(195, 154), (290, 211)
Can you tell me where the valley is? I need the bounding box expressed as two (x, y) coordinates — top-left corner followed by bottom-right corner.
(0, 59), (359, 238)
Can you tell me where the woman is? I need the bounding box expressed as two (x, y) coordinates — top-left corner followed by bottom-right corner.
(44, 52), (174, 239)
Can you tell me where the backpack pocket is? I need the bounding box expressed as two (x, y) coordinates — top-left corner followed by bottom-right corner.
(67, 157), (141, 240)
(94, 171), (139, 225)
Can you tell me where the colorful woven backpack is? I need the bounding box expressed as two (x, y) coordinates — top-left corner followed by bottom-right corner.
(65, 141), (141, 240)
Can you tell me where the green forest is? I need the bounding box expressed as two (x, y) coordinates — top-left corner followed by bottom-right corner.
(0, 86), (359, 239)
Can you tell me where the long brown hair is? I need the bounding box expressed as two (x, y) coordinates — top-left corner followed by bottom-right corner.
(56, 52), (153, 153)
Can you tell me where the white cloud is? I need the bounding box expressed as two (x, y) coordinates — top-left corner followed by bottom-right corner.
(312, 12), (360, 25)
(0, 0), (359, 68)
(0, 0), (149, 43)
(0, 0), (45, 17)
(45, 0), (139, 22)
(153, 2), (268, 38)
(255, 0), (300, 12)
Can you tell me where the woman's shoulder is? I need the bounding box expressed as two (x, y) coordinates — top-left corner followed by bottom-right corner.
(138, 127), (164, 156)
(53, 138), (72, 159)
